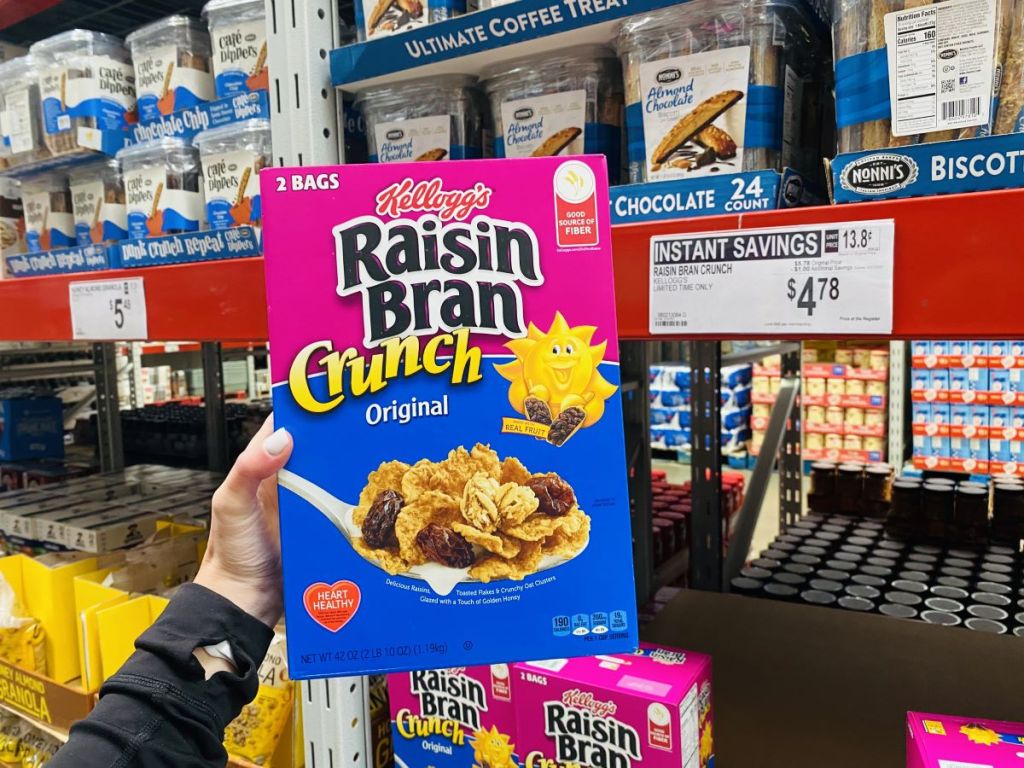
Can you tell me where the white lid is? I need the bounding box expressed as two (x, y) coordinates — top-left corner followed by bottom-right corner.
(482, 44), (616, 90)
(354, 73), (478, 107)
(126, 15), (207, 47)
(30, 29), (126, 58)
(193, 118), (271, 147)
(202, 0), (265, 17)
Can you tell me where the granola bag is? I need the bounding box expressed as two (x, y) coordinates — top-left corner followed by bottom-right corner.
(224, 632), (293, 765)
(617, 0), (821, 183)
(834, 0), (1011, 152)
(0, 574), (45, 675)
(261, 156), (638, 678)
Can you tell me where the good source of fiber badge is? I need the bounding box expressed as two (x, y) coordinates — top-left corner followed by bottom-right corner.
(260, 156), (638, 678)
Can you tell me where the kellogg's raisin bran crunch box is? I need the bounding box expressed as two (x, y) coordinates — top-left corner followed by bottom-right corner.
(514, 643), (713, 768)
(388, 665), (518, 768)
(907, 712), (1024, 767)
(260, 157), (638, 678)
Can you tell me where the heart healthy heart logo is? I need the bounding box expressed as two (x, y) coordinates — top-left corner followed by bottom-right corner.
(303, 580), (361, 632)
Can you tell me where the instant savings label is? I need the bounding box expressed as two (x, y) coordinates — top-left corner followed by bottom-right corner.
(260, 157), (637, 678)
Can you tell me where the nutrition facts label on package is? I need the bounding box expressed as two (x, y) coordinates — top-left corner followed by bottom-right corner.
(885, 0), (996, 135)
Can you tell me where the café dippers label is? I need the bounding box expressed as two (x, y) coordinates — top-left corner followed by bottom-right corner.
(261, 157), (637, 678)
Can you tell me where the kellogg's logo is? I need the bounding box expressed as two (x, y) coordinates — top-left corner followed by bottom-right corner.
(530, 689), (641, 768)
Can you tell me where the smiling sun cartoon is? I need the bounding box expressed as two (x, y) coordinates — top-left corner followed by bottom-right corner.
(495, 312), (618, 446)
(471, 726), (517, 768)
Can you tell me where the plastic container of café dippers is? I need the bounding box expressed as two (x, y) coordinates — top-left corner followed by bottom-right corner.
(0, 56), (49, 168)
(354, 74), (483, 163)
(29, 30), (136, 156)
(117, 137), (205, 238)
(202, 0), (268, 98)
(482, 45), (623, 183)
(125, 16), (214, 123)
(616, 0), (819, 183)
(193, 118), (270, 229)
(20, 171), (74, 252)
(68, 158), (128, 246)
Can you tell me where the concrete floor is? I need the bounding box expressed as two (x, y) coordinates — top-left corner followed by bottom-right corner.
(652, 458), (785, 558)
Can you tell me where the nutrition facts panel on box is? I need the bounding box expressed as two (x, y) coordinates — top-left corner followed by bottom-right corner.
(884, 0), (996, 135)
(648, 220), (895, 336)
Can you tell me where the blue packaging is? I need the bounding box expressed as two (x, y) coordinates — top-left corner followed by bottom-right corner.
(969, 367), (990, 392)
(971, 340), (989, 357)
(355, 0), (465, 41)
(195, 119), (271, 230)
(931, 403), (950, 425)
(930, 341), (949, 357)
(991, 369), (1014, 393)
(912, 341), (931, 356)
(126, 17), (215, 124)
(949, 369), (969, 392)
(912, 369), (930, 391)
(950, 403), (971, 428)
(721, 365), (754, 390)
(721, 405), (752, 431)
(990, 406), (1013, 430)
(929, 369), (950, 393)
(203, 0), (268, 98)
(722, 385), (752, 409)
(0, 397), (64, 461)
(971, 405), (990, 430)
(912, 402), (931, 425)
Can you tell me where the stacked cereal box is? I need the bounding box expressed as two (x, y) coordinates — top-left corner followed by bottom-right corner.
(514, 644), (713, 768)
(650, 364), (752, 459)
(911, 340), (1024, 477)
(801, 343), (889, 464)
(907, 711), (1024, 767)
(388, 665), (517, 768)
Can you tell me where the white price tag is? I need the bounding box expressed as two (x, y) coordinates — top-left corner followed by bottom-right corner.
(649, 220), (894, 335)
(69, 278), (148, 340)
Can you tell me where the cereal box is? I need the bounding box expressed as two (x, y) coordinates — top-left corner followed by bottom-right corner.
(907, 711), (1024, 767)
(388, 665), (517, 768)
(513, 643), (713, 768)
(261, 157), (638, 678)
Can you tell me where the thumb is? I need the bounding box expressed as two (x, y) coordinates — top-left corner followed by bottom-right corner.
(215, 416), (293, 511)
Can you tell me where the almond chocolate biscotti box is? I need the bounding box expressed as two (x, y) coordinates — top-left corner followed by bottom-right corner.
(260, 156), (638, 678)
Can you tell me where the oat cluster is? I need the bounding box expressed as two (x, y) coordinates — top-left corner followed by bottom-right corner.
(353, 444), (590, 582)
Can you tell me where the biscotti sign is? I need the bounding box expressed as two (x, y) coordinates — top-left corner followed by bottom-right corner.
(261, 157), (638, 678)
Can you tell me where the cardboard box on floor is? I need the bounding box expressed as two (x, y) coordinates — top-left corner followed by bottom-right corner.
(644, 590), (1024, 768)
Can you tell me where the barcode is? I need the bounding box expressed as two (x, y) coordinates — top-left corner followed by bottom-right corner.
(654, 320), (686, 327)
(941, 97), (981, 121)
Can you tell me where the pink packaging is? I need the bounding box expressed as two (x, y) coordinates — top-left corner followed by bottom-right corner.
(908, 711), (1024, 767)
(388, 665), (517, 768)
(514, 643), (713, 768)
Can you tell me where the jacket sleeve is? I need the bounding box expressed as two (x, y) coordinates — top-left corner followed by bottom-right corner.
(49, 583), (274, 768)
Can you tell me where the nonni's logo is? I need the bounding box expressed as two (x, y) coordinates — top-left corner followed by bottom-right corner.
(839, 154), (918, 195)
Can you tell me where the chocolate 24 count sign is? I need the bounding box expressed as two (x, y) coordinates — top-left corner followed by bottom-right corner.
(649, 219), (895, 335)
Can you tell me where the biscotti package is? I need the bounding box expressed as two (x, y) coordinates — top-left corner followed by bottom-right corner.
(617, 0), (822, 183)
(835, 0), (1012, 152)
(261, 157), (638, 677)
(356, 0), (466, 41)
(514, 643), (714, 768)
(908, 711), (1024, 766)
(388, 665), (516, 768)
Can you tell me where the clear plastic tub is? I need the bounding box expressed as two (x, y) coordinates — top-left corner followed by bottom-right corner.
(0, 178), (24, 258)
(483, 45), (623, 182)
(126, 16), (214, 124)
(194, 118), (271, 229)
(29, 30), (136, 156)
(117, 137), (205, 238)
(0, 56), (49, 168)
(202, 0), (268, 98)
(835, 0), (1015, 151)
(617, 0), (819, 183)
(68, 158), (127, 246)
(355, 0), (466, 42)
(20, 171), (74, 252)
(354, 74), (483, 163)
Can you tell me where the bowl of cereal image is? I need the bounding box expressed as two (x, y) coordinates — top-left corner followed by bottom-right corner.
(278, 444), (590, 597)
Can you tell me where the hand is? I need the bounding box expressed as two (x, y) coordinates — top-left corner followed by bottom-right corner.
(194, 417), (293, 627)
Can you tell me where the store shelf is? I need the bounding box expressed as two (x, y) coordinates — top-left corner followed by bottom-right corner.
(0, 0), (207, 41)
(0, 258), (267, 342)
(612, 188), (1024, 341)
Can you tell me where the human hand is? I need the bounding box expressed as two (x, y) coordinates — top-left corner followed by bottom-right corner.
(194, 417), (293, 627)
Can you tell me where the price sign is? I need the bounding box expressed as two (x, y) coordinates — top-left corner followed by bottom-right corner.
(69, 278), (148, 340)
(649, 220), (894, 335)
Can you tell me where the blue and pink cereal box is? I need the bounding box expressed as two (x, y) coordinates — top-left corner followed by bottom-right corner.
(514, 643), (713, 768)
(908, 711), (1024, 767)
(261, 157), (638, 677)
(388, 665), (517, 768)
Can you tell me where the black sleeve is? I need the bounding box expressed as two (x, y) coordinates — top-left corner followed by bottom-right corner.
(49, 583), (274, 768)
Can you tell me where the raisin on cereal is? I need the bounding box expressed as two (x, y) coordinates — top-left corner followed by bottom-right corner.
(547, 406), (586, 447)
(361, 489), (404, 548)
(416, 523), (475, 568)
(527, 474), (576, 516)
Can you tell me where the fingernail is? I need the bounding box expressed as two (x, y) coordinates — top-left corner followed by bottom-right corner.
(264, 427), (291, 456)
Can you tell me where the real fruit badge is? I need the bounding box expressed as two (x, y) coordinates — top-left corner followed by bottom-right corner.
(261, 156), (637, 678)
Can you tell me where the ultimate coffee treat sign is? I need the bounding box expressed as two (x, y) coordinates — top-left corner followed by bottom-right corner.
(261, 157), (637, 678)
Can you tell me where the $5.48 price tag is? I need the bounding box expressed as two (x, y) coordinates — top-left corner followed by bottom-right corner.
(69, 278), (148, 340)
(649, 220), (894, 335)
